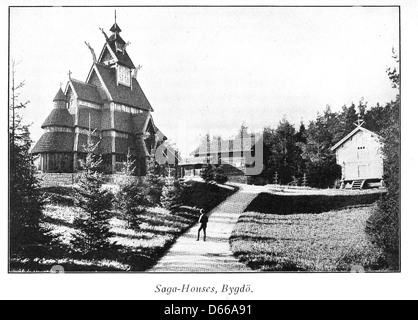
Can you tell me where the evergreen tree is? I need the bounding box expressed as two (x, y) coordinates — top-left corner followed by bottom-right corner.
(71, 129), (116, 259)
(116, 150), (146, 228)
(145, 154), (165, 206)
(160, 178), (183, 210)
(9, 61), (56, 261)
(300, 108), (341, 188)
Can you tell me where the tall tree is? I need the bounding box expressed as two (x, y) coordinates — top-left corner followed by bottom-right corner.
(301, 107), (341, 188)
(367, 50), (400, 270)
(71, 129), (116, 258)
(9, 61), (55, 260)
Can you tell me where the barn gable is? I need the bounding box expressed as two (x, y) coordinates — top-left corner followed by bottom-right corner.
(331, 125), (384, 187)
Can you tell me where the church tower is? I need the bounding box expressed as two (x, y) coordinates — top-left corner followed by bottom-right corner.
(32, 14), (166, 176)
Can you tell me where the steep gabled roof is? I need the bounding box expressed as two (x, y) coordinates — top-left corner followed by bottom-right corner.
(92, 63), (153, 111)
(331, 126), (382, 151)
(98, 40), (135, 69)
(67, 79), (103, 104)
(41, 108), (74, 128)
(31, 132), (74, 154)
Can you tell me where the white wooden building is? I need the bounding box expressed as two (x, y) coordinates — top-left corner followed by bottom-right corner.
(331, 123), (384, 189)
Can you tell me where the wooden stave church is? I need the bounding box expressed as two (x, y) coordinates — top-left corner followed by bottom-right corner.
(32, 17), (166, 176)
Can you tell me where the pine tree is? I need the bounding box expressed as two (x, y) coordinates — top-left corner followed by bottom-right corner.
(145, 154), (165, 206)
(160, 177), (182, 210)
(9, 61), (56, 261)
(117, 150), (146, 228)
(71, 129), (116, 259)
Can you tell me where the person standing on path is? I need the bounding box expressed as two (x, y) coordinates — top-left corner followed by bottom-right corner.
(197, 209), (208, 241)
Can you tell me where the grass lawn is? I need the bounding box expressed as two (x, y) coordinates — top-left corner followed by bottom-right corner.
(10, 181), (237, 272)
(231, 190), (387, 272)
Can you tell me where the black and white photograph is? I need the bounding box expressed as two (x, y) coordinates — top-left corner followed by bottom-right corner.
(3, 0), (418, 300)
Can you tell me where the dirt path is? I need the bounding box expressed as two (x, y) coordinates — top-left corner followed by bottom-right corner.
(149, 184), (263, 272)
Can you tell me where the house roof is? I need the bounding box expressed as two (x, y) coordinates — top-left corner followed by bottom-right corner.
(41, 108), (74, 128)
(31, 132), (74, 154)
(93, 63), (153, 111)
(331, 126), (382, 151)
(69, 79), (103, 104)
(190, 135), (262, 156)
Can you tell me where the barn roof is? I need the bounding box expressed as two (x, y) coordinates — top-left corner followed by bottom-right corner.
(41, 108), (74, 128)
(31, 132), (74, 154)
(331, 126), (382, 151)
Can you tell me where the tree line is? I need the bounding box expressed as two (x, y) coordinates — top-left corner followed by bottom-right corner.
(253, 98), (395, 188)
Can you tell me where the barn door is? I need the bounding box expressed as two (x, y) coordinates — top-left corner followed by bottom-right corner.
(358, 165), (368, 178)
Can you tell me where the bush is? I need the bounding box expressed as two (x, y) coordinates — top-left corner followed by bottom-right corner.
(200, 164), (228, 184)
(200, 164), (216, 182)
(214, 165), (228, 184)
(366, 60), (400, 271)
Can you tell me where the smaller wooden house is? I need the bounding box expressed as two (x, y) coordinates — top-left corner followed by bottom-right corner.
(178, 134), (262, 184)
(331, 122), (384, 189)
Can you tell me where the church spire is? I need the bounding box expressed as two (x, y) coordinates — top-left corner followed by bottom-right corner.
(110, 10), (122, 34)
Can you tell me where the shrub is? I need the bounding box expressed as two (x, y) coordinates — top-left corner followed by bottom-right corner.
(214, 165), (228, 184)
(200, 164), (228, 184)
(200, 164), (216, 182)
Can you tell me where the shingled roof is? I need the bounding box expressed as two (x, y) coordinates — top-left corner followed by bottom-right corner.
(110, 22), (122, 33)
(190, 136), (261, 156)
(41, 108), (74, 128)
(69, 79), (103, 104)
(94, 63), (153, 111)
(53, 88), (67, 102)
(31, 132), (74, 154)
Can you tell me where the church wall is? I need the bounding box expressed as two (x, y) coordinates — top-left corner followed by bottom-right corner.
(114, 111), (133, 132)
(77, 107), (101, 130)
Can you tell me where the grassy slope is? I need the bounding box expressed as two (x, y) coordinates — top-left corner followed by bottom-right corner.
(231, 190), (387, 272)
(10, 182), (237, 272)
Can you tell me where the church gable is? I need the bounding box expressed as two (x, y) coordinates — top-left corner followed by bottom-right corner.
(99, 45), (117, 66)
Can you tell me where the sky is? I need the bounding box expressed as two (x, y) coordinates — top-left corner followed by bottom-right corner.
(9, 6), (399, 156)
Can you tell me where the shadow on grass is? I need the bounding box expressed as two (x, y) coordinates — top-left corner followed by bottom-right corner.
(245, 192), (385, 215)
